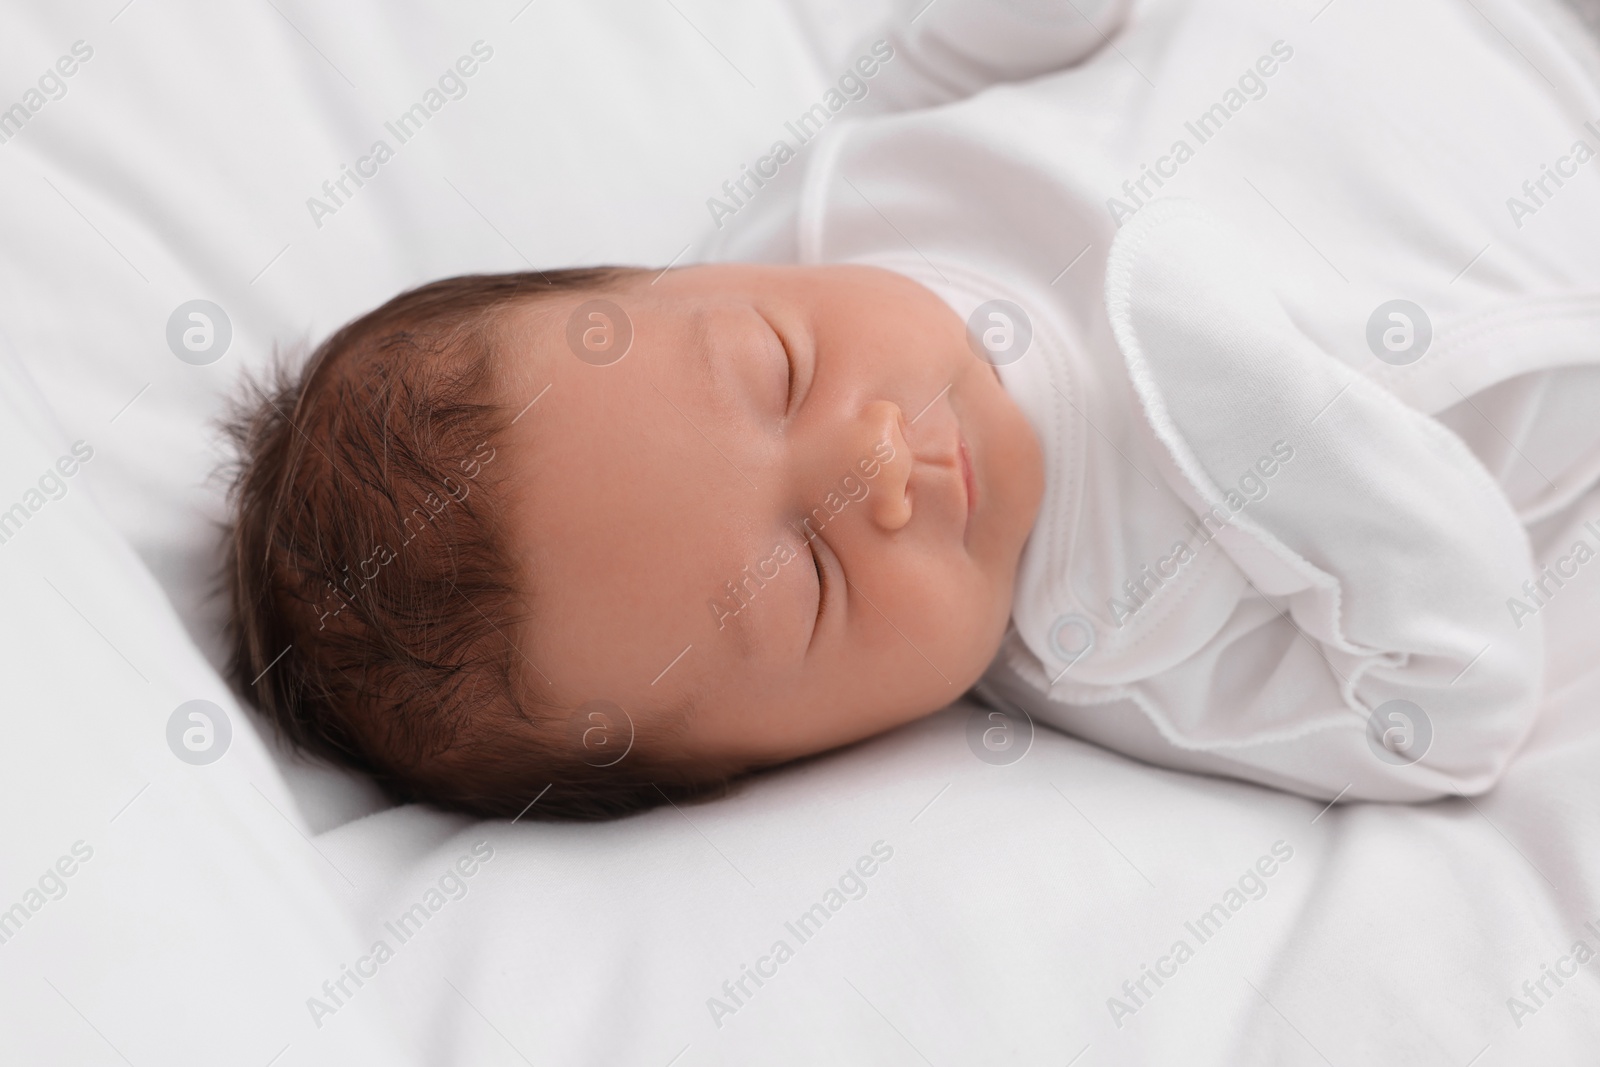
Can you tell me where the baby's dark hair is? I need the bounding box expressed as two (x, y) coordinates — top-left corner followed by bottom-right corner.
(223, 269), (732, 820)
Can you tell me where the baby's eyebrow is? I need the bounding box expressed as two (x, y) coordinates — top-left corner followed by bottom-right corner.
(683, 306), (765, 413)
(711, 574), (759, 662)
(685, 307), (720, 391)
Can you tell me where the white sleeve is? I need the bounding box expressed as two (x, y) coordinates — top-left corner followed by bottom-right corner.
(1100, 198), (1544, 801)
(858, 0), (1134, 112)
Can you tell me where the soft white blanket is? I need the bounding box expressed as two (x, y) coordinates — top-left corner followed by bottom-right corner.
(9, 0), (1600, 1063)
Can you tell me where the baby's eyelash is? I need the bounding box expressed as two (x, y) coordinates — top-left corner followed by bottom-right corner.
(810, 538), (829, 619)
(781, 332), (797, 413)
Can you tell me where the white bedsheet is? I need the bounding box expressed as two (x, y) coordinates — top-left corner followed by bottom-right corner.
(4, 0), (1600, 1064)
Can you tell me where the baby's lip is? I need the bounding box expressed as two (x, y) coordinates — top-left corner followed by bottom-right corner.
(958, 433), (976, 537)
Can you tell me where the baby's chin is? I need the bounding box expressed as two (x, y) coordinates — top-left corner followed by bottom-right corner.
(931, 572), (1023, 699)
(976, 584), (1022, 678)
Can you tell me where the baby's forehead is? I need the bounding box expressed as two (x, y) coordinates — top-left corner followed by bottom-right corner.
(493, 385), (802, 706)
(494, 290), (769, 415)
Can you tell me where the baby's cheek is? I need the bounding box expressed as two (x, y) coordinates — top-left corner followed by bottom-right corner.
(884, 554), (1001, 680)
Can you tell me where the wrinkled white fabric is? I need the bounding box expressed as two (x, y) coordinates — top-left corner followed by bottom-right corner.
(712, 0), (1600, 800)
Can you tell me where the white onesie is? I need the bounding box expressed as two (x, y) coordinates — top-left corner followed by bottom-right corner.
(708, 0), (1600, 801)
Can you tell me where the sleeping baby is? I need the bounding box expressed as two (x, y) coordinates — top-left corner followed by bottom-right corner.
(225, 0), (1600, 818)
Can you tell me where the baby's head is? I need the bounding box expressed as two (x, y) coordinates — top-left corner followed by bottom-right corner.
(226, 264), (1043, 819)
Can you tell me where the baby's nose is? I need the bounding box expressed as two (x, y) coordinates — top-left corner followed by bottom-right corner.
(853, 400), (912, 532)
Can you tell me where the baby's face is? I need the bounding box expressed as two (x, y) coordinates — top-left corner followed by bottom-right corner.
(500, 264), (1043, 769)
